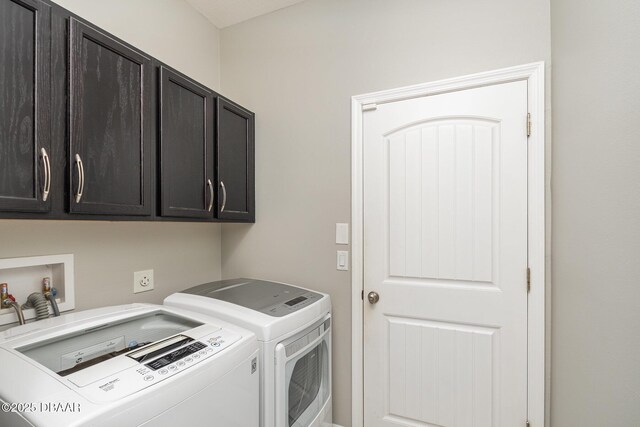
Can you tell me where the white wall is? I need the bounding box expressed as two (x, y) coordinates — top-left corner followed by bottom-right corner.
(551, 0), (640, 425)
(219, 0), (550, 424)
(0, 221), (222, 309)
(0, 1), (223, 313)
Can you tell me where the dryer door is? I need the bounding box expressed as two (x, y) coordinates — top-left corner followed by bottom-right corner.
(275, 315), (331, 427)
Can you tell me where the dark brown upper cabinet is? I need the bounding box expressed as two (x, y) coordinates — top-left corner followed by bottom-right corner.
(68, 18), (152, 216)
(216, 97), (255, 222)
(159, 67), (214, 219)
(0, 0), (255, 223)
(0, 0), (51, 213)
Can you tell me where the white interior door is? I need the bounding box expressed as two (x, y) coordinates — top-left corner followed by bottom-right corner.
(363, 81), (529, 427)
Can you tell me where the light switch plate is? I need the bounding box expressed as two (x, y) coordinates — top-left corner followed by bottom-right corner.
(337, 250), (349, 271)
(134, 269), (154, 293)
(336, 223), (349, 245)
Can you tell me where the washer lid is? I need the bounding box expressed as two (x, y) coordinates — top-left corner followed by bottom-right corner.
(180, 278), (324, 317)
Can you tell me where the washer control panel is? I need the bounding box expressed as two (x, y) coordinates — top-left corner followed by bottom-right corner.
(145, 341), (207, 371)
(76, 328), (240, 403)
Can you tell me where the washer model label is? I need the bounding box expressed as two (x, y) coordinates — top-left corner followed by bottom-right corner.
(98, 378), (120, 392)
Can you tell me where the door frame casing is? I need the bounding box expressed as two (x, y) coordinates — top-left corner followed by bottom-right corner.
(351, 62), (545, 427)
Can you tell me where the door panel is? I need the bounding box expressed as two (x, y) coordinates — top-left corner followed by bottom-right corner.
(388, 119), (497, 283)
(216, 97), (255, 222)
(364, 81), (528, 427)
(0, 0), (50, 212)
(387, 318), (496, 426)
(69, 18), (151, 215)
(159, 67), (214, 219)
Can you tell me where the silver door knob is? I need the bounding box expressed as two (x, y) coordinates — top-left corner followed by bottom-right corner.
(367, 291), (380, 304)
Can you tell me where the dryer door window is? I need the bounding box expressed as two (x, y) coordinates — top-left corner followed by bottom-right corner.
(288, 341), (327, 426)
(281, 320), (331, 427)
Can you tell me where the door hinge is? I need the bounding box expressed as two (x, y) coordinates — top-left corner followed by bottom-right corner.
(526, 421), (531, 427)
(527, 113), (532, 137)
(362, 103), (378, 112)
(527, 268), (531, 292)
(361, 290), (364, 300)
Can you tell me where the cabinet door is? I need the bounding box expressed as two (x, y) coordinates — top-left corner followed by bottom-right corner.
(159, 67), (214, 219)
(69, 18), (152, 216)
(0, 0), (51, 212)
(216, 98), (255, 222)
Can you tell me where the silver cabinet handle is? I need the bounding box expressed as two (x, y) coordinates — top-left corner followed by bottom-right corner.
(74, 154), (84, 203)
(206, 179), (214, 212)
(220, 181), (227, 212)
(40, 147), (51, 202)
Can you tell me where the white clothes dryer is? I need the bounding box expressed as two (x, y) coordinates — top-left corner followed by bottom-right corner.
(165, 278), (332, 427)
(0, 303), (259, 427)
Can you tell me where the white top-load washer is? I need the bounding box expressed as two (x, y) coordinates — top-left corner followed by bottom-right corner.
(0, 303), (260, 427)
(165, 278), (332, 427)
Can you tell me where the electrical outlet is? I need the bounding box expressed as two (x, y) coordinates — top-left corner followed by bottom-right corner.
(133, 270), (154, 294)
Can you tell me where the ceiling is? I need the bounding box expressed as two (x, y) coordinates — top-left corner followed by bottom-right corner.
(185, 0), (308, 29)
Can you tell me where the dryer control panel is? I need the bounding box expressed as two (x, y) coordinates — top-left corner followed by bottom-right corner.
(71, 328), (241, 404)
(181, 278), (325, 317)
(264, 291), (323, 317)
